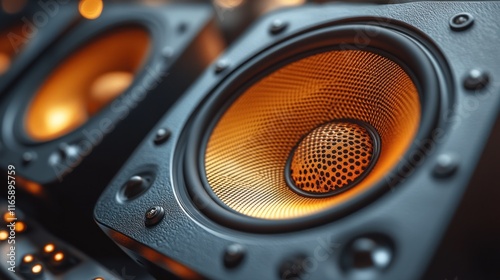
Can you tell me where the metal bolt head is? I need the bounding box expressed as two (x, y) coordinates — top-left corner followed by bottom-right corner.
(341, 235), (393, 273)
(278, 255), (306, 280)
(121, 175), (148, 200)
(128, 175), (144, 188)
(154, 128), (171, 145)
(223, 243), (246, 268)
(464, 69), (489, 91)
(433, 153), (459, 178)
(126, 175), (144, 187)
(58, 143), (80, 159)
(450, 12), (474, 31)
(145, 206), (165, 227)
(454, 15), (468, 25)
(22, 151), (36, 165)
(269, 19), (288, 35)
(146, 208), (157, 219)
(214, 60), (229, 74)
(352, 238), (391, 269)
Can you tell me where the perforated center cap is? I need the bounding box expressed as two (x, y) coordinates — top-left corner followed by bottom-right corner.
(287, 121), (380, 197)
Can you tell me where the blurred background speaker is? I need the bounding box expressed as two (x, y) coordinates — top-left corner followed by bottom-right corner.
(0, 0), (79, 96)
(94, 1), (500, 279)
(0, 0), (224, 278)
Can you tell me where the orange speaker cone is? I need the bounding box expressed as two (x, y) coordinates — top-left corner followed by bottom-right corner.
(25, 27), (150, 141)
(88, 71), (133, 115)
(205, 49), (421, 220)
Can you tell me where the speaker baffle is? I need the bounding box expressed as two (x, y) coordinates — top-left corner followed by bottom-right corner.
(182, 25), (441, 232)
(24, 26), (151, 142)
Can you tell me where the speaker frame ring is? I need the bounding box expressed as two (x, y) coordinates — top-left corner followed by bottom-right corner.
(182, 24), (443, 233)
(10, 20), (157, 146)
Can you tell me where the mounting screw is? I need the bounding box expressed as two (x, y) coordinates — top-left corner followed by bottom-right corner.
(279, 255), (306, 280)
(22, 151), (36, 165)
(450, 13), (474, 31)
(433, 153), (459, 178)
(145, 206), (165, 227)
(341, 235), (393, 272)
(214, 60), (229, 74)
(223, 244), (246, 268)
(340, 234), (394, 275)
(269, 19), (288, 35)
(464, 69), (489, 90)
(58, 143), (80, 160)
(154, 128), (171, 145)
(122, 176), (146, 200)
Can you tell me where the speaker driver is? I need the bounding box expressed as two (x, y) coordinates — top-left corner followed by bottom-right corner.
(184, 25), (440, 231)
(24, 26), (150, 141)
(205, 49), (418, 219)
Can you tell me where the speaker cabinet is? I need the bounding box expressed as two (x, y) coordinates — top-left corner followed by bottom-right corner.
(0, 3), (223, 258)
(94, 2), (500, 279)
(0, 2), (79, 96)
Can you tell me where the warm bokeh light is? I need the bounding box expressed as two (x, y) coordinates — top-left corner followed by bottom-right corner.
(15, 221), (26, 232)
(1, 0), (27, 14)
(53, 252), (65, 262)
(31, 264), (43, 274)
(88, 71), (133, 114)
(44, 243), (55, 253)
(79, 0), (104, 20)
(23, 254), (34, 263)
(0, 53), (11, 75)
(0, 230), (8, 241)
(259, 0), (305, 13)
(25, 27), (150, 141)
(17, 178), (44, 197)
(93, 277), (105, 280)
(215, 0), (245, 9)
(3, 212), (14, 222)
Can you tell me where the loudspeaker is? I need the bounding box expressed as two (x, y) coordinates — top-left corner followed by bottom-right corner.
(0, 1), (79, 95)
(0, 2), (223, 258)
(94, 2), (500, 279)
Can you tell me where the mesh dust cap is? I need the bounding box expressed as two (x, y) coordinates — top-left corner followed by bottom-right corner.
(287, 121), (379, 197)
